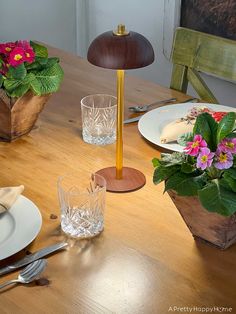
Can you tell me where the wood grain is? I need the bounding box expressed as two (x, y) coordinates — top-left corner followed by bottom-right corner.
(96, 166), (146, 192)
(0, 91), (50, 142)
(170, 27), (236, 103)
(87, 30), (154, 70)
(168, 190), (236, 249)
(0, 45), (235, 313)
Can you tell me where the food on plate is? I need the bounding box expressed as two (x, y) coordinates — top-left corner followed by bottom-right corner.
(160, 106), (228, 143)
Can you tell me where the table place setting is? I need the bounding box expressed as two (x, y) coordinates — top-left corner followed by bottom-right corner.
(0, 259), (47, 290)
(0, 22), (236, 312)
(123, 97), (198, 124)
(0, 186), (42, 261)
(0, 242), (68, 276)
(0, 184), (69, 291)
(138, 102), (236, 152)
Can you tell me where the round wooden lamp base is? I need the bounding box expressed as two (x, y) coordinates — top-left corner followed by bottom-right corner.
(96, 166), (146, 193)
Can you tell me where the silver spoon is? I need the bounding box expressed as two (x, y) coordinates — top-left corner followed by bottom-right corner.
(0, 259), (47, 290)
(128, 97), (177, 112)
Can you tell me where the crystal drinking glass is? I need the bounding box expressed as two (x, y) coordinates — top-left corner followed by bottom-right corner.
(81, 94), (117, 145)
(58, 172), (106, 238)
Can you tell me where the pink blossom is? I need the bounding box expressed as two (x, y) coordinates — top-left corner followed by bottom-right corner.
(214, 149), (233, 170)
(196, 148), (214, 170)
(184, 134), (207, 156)
(0, 42), (16, 55)
(218, 138), (236, 154)
(24, 47), (35, 63)
(9, 47), (25, 67)
(17, 40), (31, 50)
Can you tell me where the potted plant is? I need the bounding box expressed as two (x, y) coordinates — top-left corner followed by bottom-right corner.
(0, 40), (64, 141)
(152, 111), (236, 249)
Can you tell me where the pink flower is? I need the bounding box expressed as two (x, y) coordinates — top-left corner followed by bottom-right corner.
(218, 138), (236, 154)
(214, 149), (233, 170)
(196, 148), (214, 170)
(184, 135), (207, 156)
(0, 42), (16, 55)
(17, 40), (31, 50)
(24, 47), (35, 63)
(9, 47), (25, 67)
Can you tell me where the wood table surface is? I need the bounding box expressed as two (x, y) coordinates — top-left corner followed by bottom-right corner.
(0, 46), (235, 314)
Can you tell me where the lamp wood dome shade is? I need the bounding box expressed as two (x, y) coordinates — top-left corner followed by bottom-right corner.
(87, 30), (155, 69)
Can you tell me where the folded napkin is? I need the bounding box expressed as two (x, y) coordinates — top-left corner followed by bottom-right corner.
(160, 118), (195, 143)
(160, 106), (212, 144)
(0, 185), (24, 213)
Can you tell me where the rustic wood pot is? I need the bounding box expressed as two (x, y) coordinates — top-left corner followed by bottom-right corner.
(0, 90), (50, 142)
(168, 190), (236, 250)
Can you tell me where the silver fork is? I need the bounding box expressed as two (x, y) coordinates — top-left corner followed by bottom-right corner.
(0, 259), (47, 289)
(128, 97), (177, 112)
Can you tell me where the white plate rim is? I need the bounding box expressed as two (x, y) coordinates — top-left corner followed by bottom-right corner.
(138, 102), (236, 152)
(0, 195), (42, 260)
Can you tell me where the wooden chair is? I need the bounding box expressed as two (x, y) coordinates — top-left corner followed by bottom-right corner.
(170, 27), (236, 103)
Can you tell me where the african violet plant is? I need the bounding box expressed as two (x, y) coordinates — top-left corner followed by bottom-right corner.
(153, 111), (236, 216)
(0, 40), (63, 98)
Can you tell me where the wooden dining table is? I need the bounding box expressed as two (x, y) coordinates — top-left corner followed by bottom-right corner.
(0, 45), (235, 314)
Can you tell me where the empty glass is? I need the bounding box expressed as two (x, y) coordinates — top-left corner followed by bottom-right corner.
(58, 172), (106, 238)
(81, 94), (117, 145)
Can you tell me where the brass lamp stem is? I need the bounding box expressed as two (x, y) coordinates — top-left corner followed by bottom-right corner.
(116, 69), (124, 179)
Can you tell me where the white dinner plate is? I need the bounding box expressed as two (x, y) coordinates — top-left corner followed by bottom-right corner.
(138, 102), (236, 152)
(0, 195), (42, 260)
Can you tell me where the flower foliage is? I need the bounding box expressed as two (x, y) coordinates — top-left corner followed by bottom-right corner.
(153, 112), (236, 216)
(0, 40), (63, 97)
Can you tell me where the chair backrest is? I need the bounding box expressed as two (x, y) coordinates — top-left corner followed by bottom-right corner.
(170, 27), (236, 103)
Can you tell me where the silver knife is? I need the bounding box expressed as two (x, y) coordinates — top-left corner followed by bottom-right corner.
(0, 242), (68, 276)
(124, 98), (199, 124)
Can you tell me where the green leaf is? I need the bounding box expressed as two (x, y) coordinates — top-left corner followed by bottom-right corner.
(153, 165), (180, 185)
(222, 169), (236, 193)
(0, 74), (3, 88)
(35, 56), (48, 65)
(222, 174), (236, 193)
(152, 158), (160, 168)
(177, 132), (193, 146)
(160, 152), (185, 167)
(29, 75), (42, 95)
(30, 41), (48, 58)
(26, 57), (59, 72)
(6, 82), (30, 97)
(224, 168), (236, 179)
(216, 112), (236, 144)
(45, 57), (59, 67)
(3, 78), (22, 93)
(193, 112), (218, 150)
(181, 162), (195, 173)
(225, 132), (236, 138)
(220, 178), (232, 190)
(7, 64), (27, 80)
(3, 73), (35, 97)
(32, 63), (64, 95)
(165, 172), (205, 196)
(198, 180), (236, 216)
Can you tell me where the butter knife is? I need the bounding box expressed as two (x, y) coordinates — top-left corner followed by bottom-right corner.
(124, 98), (199, 124)
(0, 242), (68, 276)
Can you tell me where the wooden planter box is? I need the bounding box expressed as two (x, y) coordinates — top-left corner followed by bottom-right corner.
(0, 90), (50, 142)
(168, 190), (236, 250)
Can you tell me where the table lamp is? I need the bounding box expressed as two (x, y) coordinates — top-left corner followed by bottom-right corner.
(87, 24), (154, 192)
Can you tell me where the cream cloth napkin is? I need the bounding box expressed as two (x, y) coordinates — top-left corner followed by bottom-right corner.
(0, 185), (24, 213)
(160, 118), (196, 143)
(160, 106), (213, 143)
